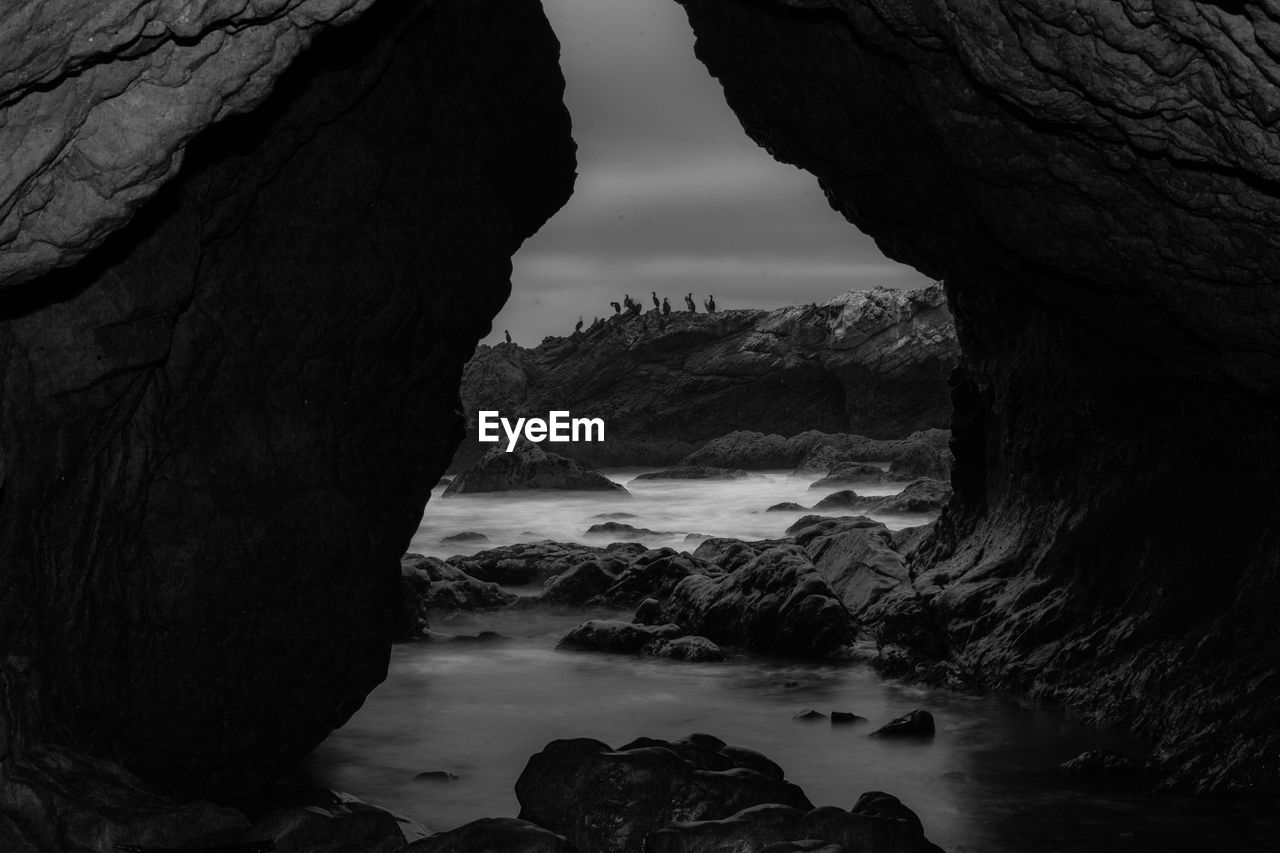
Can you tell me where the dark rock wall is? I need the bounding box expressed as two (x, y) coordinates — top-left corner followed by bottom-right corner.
(0, 0), (574, 799)
(675, 0), (1280, 793)
(457, 285), (956, 468)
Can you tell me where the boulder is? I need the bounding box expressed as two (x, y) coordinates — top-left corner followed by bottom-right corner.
(634, 466), (766, 481)
(812, 490), (865, 510)
(766, 502), (807, 512)
(515, 736), (812, 853)
(791, 518), (911, 618)
(831, 711), (868, 725)
(785, 515), (857, 536)
(878, 479), (953, 514)
(809, 463), (890, 489)
(399, 555), (517, 637)
(869, 710), (935, 738)
(887, 441), (948, 482)
(692, 538), (789, 572)
(557, 620), (684, 654)
(665, 545), (857, 658)
(449, 542), (634, 586)
(633, 598), (665, 626)
(540, 560), (619, 606)
(794, 710), (826, 721)
(592, 548), (715, 608)
(445, 444), (628, 495)
(651, 635), (726, 662)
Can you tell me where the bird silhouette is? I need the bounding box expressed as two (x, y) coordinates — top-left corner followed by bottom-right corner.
(651, 291), (660, 309)
(574, 315), (583, 334)
(662, 297), (671, 316)
(610, 301), (621, 314)
(685, 293), (696, 312)
(705, 295), (716, 313)
(504, 330), (511, 344)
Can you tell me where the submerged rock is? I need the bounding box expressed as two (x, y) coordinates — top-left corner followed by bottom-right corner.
(810, 462), (890, 488)
(767, 501), (807, 512)
(794, 709), (826, 721)
(585, 521), (672, 539)
(665, 545), (856, 658)
(812, 489), (864, 510)
(515, 736), (813, 853)
(651, 635), (726, 662)
(869, 710), (935, 738)
(557, 620), (683, 654)
(832, 711), (868, 725)
(445, 444), (627, 495)
(440, 531), (489, 543)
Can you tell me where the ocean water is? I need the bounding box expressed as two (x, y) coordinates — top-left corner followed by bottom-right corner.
(308, 473), (1278, 852)
(409, 468), (922, 559)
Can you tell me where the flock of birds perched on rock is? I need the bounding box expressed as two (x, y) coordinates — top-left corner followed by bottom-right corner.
(502, 292), (719, 346)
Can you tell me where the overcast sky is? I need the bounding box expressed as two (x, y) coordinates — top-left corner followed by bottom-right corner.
(486, 0), (930, 345)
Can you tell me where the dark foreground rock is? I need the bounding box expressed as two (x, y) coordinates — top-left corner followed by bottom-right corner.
(676, 0), (1280, 794)
(665, 545), (856, 658)
(0, 0), (576, 797)
(591, 547), (717, 608)
(444, 444), (627, 495)
(515, 736), (812, 853)
(870, 710), (936, 738)
(406, 818), (573, 853)
(539, 560), (618, 606)
(515, 736), (939, 853)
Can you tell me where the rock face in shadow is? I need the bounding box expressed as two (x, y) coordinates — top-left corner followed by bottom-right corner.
(0, 0), (575, 800)
(676, 0), (1280, 793)
(455, 285), (956, 468)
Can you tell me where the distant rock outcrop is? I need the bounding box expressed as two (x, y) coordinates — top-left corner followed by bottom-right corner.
(445, 445), (628, 495)
(454, 286), (957, 468)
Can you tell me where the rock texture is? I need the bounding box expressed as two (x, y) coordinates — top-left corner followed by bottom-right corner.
(444, 444), (627, 495)
(0, 0), (575, 800)
(455, 285), (956, 467)
(676, 0), (1280, 793)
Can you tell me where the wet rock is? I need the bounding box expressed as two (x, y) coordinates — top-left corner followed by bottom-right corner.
(248, 790), (414, 853)
(810, 463), (890, 489)
(449, 542), (610, 586)
(592, 548), (714, 608)
(785, 515), (857, 537)
(878, 479), (952, 514)
(585, 521), (672, 539)
(791, 518), (910, 618)
(634, 598), (665, 626)
(794, 710), (826, 721)
(831, 712), (867, 725)
(540, 560), (618, 606)
(405, 817), (574, 853)
(1060, 749), (1141, 778)
(644, 799), (942, 853)
(665, 545), (857, 658)
(652, 635), (726, 662)
(440, 531), (488, 544)
(592, 512), (639, 520)
(515, 736), (812, 853)
(634, 466), (766, 481)
(851, 791), (927, 837)
(692, 537), (789, 572)
(767, 502), (807, 512)
(812, 490), (864, 510)
(414, 771), (461, 782)
(869, 710), (935, 738)
(399, 555), (517, 638)
(445, 444), (627, 495)
(557, 620), (683, 654)
(887, 442), (949, 482)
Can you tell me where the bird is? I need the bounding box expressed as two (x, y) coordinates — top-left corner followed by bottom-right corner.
(662, 297), (671, 316)
(623, 294), (634, 310)
(685, 293), (696, 312)
(610, 301), (621, 315)
(651, 291), (660, 309)
(574, 315), (583, 334)
(504, 330), (511, 344)
(705, 295), (717, 313)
